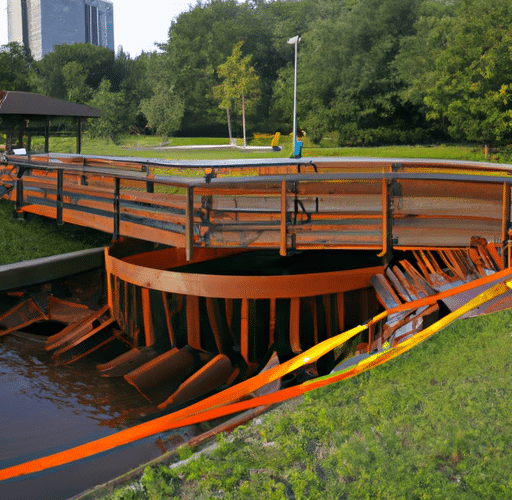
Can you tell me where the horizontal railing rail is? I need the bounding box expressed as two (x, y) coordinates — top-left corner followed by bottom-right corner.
(2, 154), (512, 261)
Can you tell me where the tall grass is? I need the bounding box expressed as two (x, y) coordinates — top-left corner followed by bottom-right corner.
(0, 200), (111, 265)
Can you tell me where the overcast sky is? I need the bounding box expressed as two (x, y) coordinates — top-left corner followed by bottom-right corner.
(0, 0), (197, 57)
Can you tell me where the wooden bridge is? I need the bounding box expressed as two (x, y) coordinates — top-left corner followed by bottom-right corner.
(1, 153), (511, 261)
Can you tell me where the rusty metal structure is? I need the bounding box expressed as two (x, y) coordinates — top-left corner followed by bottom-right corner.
(1, 152), (512, 486)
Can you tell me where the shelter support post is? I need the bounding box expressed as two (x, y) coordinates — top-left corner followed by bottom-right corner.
(76, 117), (82, 154)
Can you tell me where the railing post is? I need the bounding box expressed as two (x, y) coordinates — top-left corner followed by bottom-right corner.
(186, 186), (194, 261)
(378, 176), (390, 259)
(502, 182), (511, 267)
(56, 169), (63, 225)
(113, 177), (120, 240)
(280, 179), (287, 256)
(142, 165), (154, 193)
(378, 163), (401, 260)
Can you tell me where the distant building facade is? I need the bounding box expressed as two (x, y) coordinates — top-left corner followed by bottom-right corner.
(7, 0), (114, 60)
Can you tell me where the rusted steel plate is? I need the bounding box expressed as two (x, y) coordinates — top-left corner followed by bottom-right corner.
(0, 298), (48, 336)
(105, 251), (383, 299)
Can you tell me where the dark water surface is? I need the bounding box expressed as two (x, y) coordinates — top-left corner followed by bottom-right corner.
(0, 333), (188, 500)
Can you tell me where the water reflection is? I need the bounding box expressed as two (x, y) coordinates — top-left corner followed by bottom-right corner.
(0, 333), (157, 464)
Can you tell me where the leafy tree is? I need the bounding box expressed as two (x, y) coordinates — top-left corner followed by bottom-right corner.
(397, 0), (512, 145)
(86, 79), (129, 143)
(0, 42), (35, 92)
(294, 0), (423, 145)
(213, 41), (259, 145)
(140, 84), (185, 137)
(62, 61), (92, 103)
(33, 43), (119, 101)
(162, 0), (284, 136)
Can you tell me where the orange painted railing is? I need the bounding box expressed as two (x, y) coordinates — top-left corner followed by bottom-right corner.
(2, 154), (512, 260)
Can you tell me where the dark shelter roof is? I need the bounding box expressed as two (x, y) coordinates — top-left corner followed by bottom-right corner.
(0, 91), (101, 117)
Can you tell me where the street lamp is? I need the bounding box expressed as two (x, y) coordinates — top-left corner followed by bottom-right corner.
(287, 35), (301, 157)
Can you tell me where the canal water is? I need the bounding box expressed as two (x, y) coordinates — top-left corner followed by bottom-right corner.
(0, 332), (192, 500)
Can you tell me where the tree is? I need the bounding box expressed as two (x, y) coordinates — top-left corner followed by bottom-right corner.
(33, 43), (119, 101)
(86, 79), (129, 143)
(62, 61), (92, 103)
(396, 0), (512, 145)
(0, 43), (35, 92)
(213, 41), (259, 146)
(140, 84), (185, 137)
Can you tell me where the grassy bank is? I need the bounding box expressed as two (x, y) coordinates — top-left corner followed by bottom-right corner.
(0, 199), (111, 265)
(97, 308), (512, 500)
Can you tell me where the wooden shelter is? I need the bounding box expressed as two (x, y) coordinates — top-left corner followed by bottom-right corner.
(0, 91), (101, 154)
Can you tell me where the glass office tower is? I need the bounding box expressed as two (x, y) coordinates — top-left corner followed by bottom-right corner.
(7, 0), (114, 60)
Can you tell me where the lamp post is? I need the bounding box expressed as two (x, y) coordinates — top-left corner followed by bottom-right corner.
(287, 35), (300, 156)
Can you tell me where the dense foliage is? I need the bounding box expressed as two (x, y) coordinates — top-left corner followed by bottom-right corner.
(2, 0), (512, 146)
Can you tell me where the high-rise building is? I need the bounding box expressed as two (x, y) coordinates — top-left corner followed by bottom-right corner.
(7, 0), (114, 60)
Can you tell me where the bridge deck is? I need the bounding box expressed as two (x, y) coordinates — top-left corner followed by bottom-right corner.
(1, 154), (511, 260)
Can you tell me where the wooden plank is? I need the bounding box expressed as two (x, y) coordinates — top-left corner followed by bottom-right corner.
(240, 298), (249, 364)
(46, 304), (110, 351)
(206, 297), (231, 354)
(269, 298), (276, 345)
(158, 354), (233, 409)
(371, 274), (402, 310)
(186, 295), (201, 351)
(124, 347), (195, 404)
(385, 268), (412, 302)
(289, 297), (301, 354)
(53, 315), (115, 358)
(391, 266), (422, 299)
(141, 288), (156, 347)
(162, 292), (176, 347)
(0, 298), (48, 337)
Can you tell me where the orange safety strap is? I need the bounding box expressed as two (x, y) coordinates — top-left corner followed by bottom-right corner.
(1, 271), (511, 482)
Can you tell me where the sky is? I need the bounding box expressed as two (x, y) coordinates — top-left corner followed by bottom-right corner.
(0, 0), (197, 57)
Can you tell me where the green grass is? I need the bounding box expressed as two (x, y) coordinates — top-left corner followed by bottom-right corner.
(0, 199), (111, 265)
(100, 309), (512, 500)
(23, 135), (497, 163)
(303, 144), (489, 162)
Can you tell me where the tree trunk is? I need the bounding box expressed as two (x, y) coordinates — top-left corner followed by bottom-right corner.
(226, 107), (233, 145)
